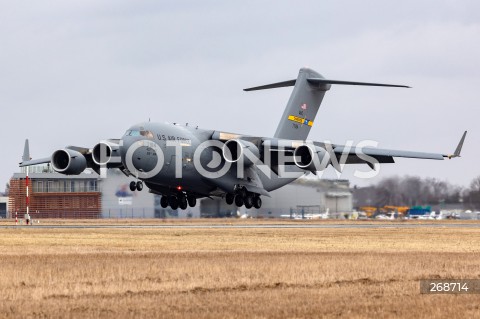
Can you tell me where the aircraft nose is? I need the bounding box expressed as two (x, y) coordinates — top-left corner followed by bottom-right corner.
(120, 137), (158, 174)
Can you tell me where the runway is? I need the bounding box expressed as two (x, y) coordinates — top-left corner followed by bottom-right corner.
(2, 223), (480, 229)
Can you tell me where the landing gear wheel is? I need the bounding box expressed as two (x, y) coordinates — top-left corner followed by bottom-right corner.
(253, 196), (262, 209)
(238, 187), (247, 198)
(179, 196), (188, 210)
(160, 196), (169, 208)
(234, 195), (244, 207)
(129, 181), (136, 192)
(226, 193), (235, 205)
(136, 181), (143, 191)
(187, 195), (196, 207)
(244, 194), (254, 209)
(169, 196), (178, 210)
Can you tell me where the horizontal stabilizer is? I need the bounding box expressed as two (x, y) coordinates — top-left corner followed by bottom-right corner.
(307, 78), (410, 88)
(244, 79), (296, 91)
(244, 78), (409, 91)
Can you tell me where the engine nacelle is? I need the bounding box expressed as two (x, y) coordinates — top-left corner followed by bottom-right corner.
(51, 149), (87, 175)
(222, 139), (260, 167)
(293, 145), (330, 173)
(92, 141), (122, 168)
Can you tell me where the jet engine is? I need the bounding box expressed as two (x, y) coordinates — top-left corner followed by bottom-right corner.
(92, 141), (122, 168)
(222, 139), (260, 167)
(293, 144), (330, 173)
(51, 149), (87, 175)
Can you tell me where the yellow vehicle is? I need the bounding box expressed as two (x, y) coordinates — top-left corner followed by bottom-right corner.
(359, 206), (410, 217)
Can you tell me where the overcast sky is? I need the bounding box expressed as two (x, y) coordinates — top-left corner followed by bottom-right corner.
(1, 0), (479, 191)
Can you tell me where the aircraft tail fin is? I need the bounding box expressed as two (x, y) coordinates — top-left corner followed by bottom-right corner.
(22, 139), (30, 162)
(246, 68), (329, 140)
(244, 68), (409, 140)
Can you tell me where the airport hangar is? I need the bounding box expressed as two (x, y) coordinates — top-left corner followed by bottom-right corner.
(7, 163), (353, 219)
(0, 196), (8, 219)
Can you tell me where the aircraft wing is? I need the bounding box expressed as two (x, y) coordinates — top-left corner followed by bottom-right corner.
(331, 130), (466, 162)
(330, 145), (445, 165)
(332, 147), (444, 160)
(19, 157), (52, 167)
(258, 131), (466, 172)
(18, 140), (96, 170)
(328, 145), (438, 169)
(19, 144), (93, 167)
(212, 130), (466, 170)
(316, 131), (467, 169)
(64, 145), (90, 154)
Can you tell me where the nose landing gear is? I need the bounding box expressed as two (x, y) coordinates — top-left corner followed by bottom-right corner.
(129, 181), (143, 192)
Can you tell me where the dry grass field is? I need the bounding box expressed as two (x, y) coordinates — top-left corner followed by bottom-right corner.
(1, 219), (479, 318)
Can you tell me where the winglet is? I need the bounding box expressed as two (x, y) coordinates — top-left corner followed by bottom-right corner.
(447, 131), (467, 159)
(22, 139), (31, 162)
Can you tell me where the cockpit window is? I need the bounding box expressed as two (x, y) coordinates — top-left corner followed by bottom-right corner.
(140, 130), (154, 139)
(125, 130), (153, 139)
(125, 130), (140, 137)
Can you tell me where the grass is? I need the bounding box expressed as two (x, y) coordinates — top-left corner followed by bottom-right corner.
(0, 220), (479, 318)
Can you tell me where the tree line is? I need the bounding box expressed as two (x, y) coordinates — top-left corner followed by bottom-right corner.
(356, 175), (480, 210)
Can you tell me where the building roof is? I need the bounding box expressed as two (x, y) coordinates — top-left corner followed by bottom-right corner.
(12, 172), (100, 180)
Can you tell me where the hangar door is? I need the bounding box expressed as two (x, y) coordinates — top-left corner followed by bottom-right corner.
(0, 203), (6, 218)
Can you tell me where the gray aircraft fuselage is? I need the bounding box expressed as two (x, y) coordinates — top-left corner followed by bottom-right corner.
(121, 122), (298, 198)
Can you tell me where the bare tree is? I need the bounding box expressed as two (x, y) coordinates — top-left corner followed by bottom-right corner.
(470, 176), (480, 192)
(464, 175), (480, 210)
(355, 175), (462, 208)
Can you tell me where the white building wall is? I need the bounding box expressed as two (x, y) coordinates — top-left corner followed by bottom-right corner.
(199, 178), (353, 218)
(100, 170), (201, 218)
(258, 184), (326, 217)
(325, 195), (353, 216)
(100, 170), (155, 218)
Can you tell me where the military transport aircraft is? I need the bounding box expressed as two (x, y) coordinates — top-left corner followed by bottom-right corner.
(20, 68), (467, 210)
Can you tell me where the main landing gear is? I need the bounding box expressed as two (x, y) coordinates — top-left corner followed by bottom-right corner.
(160, 193), (197, 210)
(225, 187), (262, 209)
(129, 181), (143, 192)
